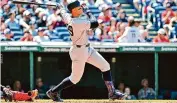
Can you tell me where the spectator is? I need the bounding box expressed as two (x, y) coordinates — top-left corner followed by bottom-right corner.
(100, 24), (112, 41)
(19, 10), (33, 30)
(95, 0), (113, 7)
(163, 25), (171, 37)
(84, 0), (95, 6)
(98, 5), (112, 24)
(87, 29), (99, 41)
(153, 28), (170, 43)
(164, 0), (177, 6)
(118, 82), (125, 93)
(33, 27), (50, 42)
(169, 11), (177, 42)
(15, 4), (26, 20)
(36, 78), (49, 99)
(138, 78), (155, 99)
(134, 18), (144, 30)
(169, 10), (177, 29)
(47, 8), (62, 28)
(118, 16), (141, 43)
(140, 30), (152, 42)
(113, 2), (122, 17)
(116, 10), (128, 23)
(34, 8), (44, 21)
(108, 17), (118, 39)
(13, 80), (24, 92)
(162, 2), (175, 24)
(1, 28), (14, 41)
(114, 23), (126, 41)
(46, 1), (55, 15)
(95, 19), (104, 40)
(20, 30), (33, 41)
(61, 0), (68, 8)
(44, 20), (58, 37)
(0, 21), (6, 32)
(29, 21), (37, 36)
(2, 4), (10, 20)
(124, 87), (136, 100)
(36, 11), (48, 27)
(133, 0), (141, 13)
(5, 12), (20, 30)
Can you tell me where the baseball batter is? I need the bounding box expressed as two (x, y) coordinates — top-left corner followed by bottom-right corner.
(46, 0), (125, 102)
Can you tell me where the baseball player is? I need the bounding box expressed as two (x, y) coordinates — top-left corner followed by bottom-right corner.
(46, 0), (126, 102)
(1, 85), (38, 102)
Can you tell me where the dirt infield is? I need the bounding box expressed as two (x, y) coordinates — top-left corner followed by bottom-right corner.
(1, 99), (177, 103)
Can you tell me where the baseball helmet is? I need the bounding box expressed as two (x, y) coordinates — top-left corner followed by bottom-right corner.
(67, 0), (80, 12)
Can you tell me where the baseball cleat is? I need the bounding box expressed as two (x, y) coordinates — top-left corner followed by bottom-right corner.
(109, 91), (127, 100)
(46, 90), (63, 102)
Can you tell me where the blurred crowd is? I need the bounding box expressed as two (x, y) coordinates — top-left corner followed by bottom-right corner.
(0, 0), (177, 43)
(1, 78), (177, 100)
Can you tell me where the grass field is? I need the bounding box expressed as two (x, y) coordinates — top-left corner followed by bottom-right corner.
(1, 99), (177, 103)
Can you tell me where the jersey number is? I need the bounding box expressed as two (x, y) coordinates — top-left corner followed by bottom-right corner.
(132, 33), (136, 38)
(67, 25), (74, 36)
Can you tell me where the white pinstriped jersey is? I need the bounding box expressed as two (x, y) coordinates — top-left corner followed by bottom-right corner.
(60, 9), (90, 45)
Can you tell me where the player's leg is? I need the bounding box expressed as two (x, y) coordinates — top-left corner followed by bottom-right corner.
(47, 47), (87, 102)
(87, 47), (126, 100)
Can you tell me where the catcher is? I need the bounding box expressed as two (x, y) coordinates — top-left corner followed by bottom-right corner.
(1, 85), (38, 102)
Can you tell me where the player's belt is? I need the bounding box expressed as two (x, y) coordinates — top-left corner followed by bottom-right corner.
(76, 43), (90, 48)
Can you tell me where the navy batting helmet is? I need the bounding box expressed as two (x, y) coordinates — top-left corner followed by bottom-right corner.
(67, 0), (80, 12)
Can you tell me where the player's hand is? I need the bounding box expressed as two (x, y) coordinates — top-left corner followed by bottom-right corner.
(81, 3), (90, 13)
(56, 3), (64, 9)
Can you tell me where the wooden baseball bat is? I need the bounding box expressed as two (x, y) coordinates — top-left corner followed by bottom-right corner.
(12, 0), (57, 6)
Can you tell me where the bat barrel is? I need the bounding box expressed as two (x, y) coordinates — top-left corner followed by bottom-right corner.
(12, 0), (57, 7)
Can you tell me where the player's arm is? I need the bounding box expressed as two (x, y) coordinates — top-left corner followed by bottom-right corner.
(82, 5), (98, 29)
(56, 7), (72, 25)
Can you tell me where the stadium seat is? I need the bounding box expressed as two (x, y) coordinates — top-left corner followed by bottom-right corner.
(88, 5), (98, 9)
(90, 9), (101, 14)
(63, 36), (71, 42)
(51, 39), (64, 42)
(58, 32), (70, 39)
(50, 35), (60, 40)
(12, 31), (23, 36)
(101, 39), (114, 42)
(55, 27), (68, 32)
(13, 36), (22, 41)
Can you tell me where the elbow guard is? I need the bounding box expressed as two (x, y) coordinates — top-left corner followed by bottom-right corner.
(90, 21), (99, 29)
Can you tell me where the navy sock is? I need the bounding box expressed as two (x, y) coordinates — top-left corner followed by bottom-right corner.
(52, 77), (74, 93)
(102, 70), (112, 81)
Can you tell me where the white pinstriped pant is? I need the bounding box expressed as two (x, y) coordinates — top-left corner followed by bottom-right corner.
(69, 46), (110, 84)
